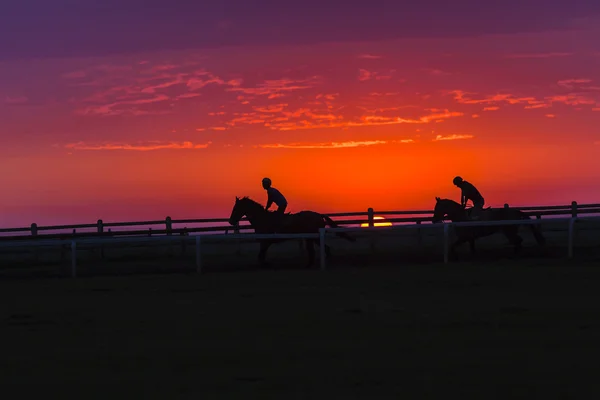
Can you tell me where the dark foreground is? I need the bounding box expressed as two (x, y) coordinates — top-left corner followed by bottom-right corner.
(2, 259), (600, 398)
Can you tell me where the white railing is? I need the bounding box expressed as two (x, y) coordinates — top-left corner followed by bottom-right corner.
(1, 200), (598, 238)
(6, 216), (600, 278)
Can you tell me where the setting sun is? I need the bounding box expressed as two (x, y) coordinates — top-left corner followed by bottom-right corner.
(361, 216), (393, 228)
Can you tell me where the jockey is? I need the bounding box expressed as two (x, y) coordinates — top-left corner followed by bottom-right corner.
(453, 176), (485, 220)
(262, 178), (288, 218)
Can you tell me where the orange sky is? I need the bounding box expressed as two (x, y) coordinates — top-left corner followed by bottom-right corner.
(1, 26), (600, 226)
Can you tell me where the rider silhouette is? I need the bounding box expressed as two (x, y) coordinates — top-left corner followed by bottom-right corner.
(453, 176), (485, 220)
(262, 177), (288, 228)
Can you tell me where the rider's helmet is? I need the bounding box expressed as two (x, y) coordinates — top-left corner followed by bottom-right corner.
(453, 176), (463, 186)
(262, 177), (272, 188)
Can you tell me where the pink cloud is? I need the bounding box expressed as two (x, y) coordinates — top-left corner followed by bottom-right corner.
(546, 94), (596, 106)
(65, 141), (211, 151)
(358, 69), (372, 81)
(557, 78), (592, 88)
(433, 134), (474, 141)
(256, 139), (413, 149)
(358, 54), (383, 59)
(545, 114), (556, 118)
(483, 106), (500, 111)
(4, 96), (28, 104)
(226, 76), (320, 97)
(423, 68), (451, 76)
(504, 52), (573, 59)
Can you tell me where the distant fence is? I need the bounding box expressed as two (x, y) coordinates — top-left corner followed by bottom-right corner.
(0, 201), (598, 241)
(5, 216), (600, 278)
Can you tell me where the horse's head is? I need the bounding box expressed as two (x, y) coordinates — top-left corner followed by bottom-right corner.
(228, 196), (264, 226)
(432, 197), (464, 223)
(229, 197), (244, 226)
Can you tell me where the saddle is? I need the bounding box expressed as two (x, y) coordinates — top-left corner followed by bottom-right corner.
(466, 206), (492, 221)
(268, 211), (294, 230)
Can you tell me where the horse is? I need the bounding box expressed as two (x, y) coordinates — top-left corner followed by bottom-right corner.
(431, 197), (546, 259)
(228, 196), (355, 268)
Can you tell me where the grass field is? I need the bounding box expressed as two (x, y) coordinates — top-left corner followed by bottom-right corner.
(2, 258), (600, 398)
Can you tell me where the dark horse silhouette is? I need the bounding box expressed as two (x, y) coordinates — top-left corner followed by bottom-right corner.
(228, 196), (355, 267)
(432, 197), (546, 259)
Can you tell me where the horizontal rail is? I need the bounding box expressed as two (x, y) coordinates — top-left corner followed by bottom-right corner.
(1, 202), (599, 236)
(5, 216), (597, 249)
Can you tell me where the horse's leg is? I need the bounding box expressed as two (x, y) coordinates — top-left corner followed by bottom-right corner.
(257, 240), (272, 267)
(305, 239), (315, 268)
(503, 227), (523, 254)
(450, 236), (469, 261)
(469, 238), (476, 254)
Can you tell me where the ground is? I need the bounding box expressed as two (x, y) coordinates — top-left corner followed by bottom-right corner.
(2, 258), (600, 398)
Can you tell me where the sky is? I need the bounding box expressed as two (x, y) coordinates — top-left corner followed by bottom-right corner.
(1, 1), (600, 226)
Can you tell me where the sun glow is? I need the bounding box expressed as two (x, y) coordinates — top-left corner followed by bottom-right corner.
(360, 216), (393, 227)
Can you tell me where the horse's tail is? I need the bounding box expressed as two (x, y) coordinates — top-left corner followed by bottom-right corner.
(321, 215), (356, 242)
(520, 211), (546, 246)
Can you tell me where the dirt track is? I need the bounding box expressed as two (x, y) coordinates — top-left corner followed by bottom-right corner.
(2, 258), (600, 398)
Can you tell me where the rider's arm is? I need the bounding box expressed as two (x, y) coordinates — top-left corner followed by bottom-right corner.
(461, 190), (466, 207)
(265, 191), (273, 210)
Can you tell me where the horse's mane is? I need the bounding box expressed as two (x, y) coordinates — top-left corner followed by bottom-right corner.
(238, 196), (264, 209)
(436, 198), (461, 206)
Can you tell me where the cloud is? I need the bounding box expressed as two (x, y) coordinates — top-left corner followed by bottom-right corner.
(256, 139), (414, 149)
(483, 106), (500, 111)
(226, 76), (320, 98)
(65, 141), (211, 151)
(358, 69), (372, 81)
(76, 94), (171, 116)
(358, 54), (383, 59)
(258, 109), (464, 131)
(4, 96), (28, 104)
(545, 114), (556, 118)
(422, 68), (451, 76)
(69, 63), (237, 116)
(433, 134), (474, 141)
(504, 52), (573, 59)
(546, 93), (596, 106)
(557, 78), (592, 88)
(449, 90), (542, 107)
(472, 114), (480, 118)
(357, 68), (394, 81)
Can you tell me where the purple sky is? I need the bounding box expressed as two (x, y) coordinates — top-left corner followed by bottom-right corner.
(2, 1), (600, 60)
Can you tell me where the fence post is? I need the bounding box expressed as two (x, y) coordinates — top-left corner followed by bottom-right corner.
(571, 201), (578, 218)
(166, 216), (172, 235)
(97, 219), (105, 259)
(319, 228), (326, 270)
(31, 223), (38, 236)
(568, 217), (576, 259)
(180, 228), (188, 256)
(416, 220), (422, 246)
(71, 240), (77, 278)
(195, 235), (202, 273)
(367, 208), (375, 253)
(443, 223), (449, 264)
